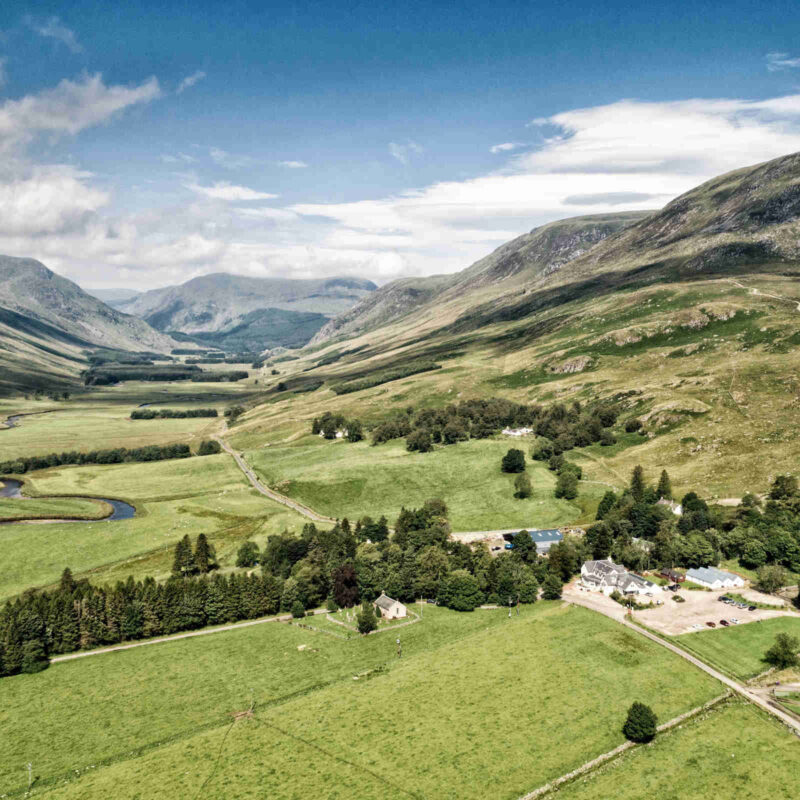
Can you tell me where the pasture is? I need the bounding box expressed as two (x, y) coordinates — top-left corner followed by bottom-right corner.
(0, 496), (110, 521)
(246, 435), (608, 531)
(673, 617), (800, 680)
(0, 455), (308, 600)
(1, 603), (721, 799)
(557, 701), (800, 800)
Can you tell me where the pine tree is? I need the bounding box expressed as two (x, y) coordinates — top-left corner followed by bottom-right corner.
(622, 702), (658, 742)
(172, 536), (190, 578)
(21, 638), (49, 674)
(657, 470), (673, 500)
(194, 533), (214, 574)
(630, 466), (646, 502)
(59, 567), (76, 594)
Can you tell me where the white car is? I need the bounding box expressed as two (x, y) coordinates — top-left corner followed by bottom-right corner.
(730, 618), (740, 624)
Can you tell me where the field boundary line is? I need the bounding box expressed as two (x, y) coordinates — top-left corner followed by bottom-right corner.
(517, 693), (731, 800)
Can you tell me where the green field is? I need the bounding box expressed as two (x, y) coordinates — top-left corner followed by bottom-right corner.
(0, 603), (721, 799)
(247, 436), (607, 531)
(673, 617), (800, 680)
(0, 455), (308, 600)
(0, 496), (110, 521)
(557, 700), (800, 800)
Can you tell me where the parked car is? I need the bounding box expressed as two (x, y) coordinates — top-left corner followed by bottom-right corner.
(718, 595), (729, 602)
(748, 605), (757, 611)
(706, 621), (716, 628)
(737, 602), (748, 609)
(719, 619), (730, 627)
(730, 618), (740, 624)
(504, 543), (514, 550)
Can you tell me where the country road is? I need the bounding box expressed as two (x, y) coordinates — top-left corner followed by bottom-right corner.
(565, 591), (800, 737)
(214, 435), (337, 524)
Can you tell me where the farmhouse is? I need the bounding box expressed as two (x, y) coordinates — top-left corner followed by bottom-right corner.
(374, 592), (407, 619)
(656, 498), (683, 515)
(581, 559), (662, 596)
(685, 566), (746, 590)
(502, 427), (534, 437)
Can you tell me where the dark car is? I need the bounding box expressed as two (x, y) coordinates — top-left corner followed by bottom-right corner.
(706, 621), (716, 628)
(718, 596), (728, 602)
(719, 619), (730, 627)
(748, 605), (757, 611)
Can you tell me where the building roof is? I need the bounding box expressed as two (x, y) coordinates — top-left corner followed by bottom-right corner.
(583, 559), (628, 578)
(374, 592), (402, 611)
(686, 566), (741, 584)
(511, 529), (563, 543)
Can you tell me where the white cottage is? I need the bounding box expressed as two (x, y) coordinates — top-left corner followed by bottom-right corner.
(373, 592), (407, 620)
(580, 559), (662, 596)
(685, 567), (745, 590)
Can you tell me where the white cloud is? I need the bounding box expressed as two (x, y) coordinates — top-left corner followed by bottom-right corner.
(389, 140), (423, 165)
(177, 70), (206, 94)
(160, 152), (196, 164)
(26, 16), (83, 54)
(278, 160), (308, 168)
(186, 181), (278, 201)
(767, 52), (800, 72)
(490, 142), (523, 154)
(209, 147), (257, 169)
(0, 73), (161, 155)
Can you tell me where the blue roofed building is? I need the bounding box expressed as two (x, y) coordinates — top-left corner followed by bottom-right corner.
(508, 528), (563, 554)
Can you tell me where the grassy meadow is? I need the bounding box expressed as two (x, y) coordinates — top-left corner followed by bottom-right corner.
(0, 455), (308, 600)
(672, 617), (800, 680)
(557, 701), (800, 800)
(246, 435), (608, 531)
(0, 603), (721, 799)
(0, 496), (110, 521)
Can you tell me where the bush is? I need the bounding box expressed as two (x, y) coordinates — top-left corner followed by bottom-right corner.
(764, 633), (800, 669)
(624, 418), (642, 433)
(514, 472), (532, 499)
(501, 448), (525, 473)
(291, 600), (306, 619)
(542, 573), (563, 600)
(622, 702), (657, 743)
(197, 440), (221, 455)
(406, 429), (433, 453)
(356, 607), (378, 634)
(554, 471), (578, 500)
(756, 564), (787, 594)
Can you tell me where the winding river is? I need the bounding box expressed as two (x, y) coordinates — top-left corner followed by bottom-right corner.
(0, 478), (136, 524)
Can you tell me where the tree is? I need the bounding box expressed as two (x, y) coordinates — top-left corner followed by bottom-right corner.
(406, 430), (433, 453)
(630, 466), (646, 502)
(356, 604), (378, 634)
(514, 472), (532, 499)
(622, 702), (657, 743)
(596, 491), (617, 520)
(20, 639), (49, 674)
(291, 600), (306, 619)
(194, 533), (216, 574)
(332, 564), (359, 608)
(756, 564), (787, 594)
(741, 540), (767, 569)
(311, 418), (321, 435)
(654, 471), (672, 501)
(346, 419), (364, 442)
(554, 471), (578, 500)
(764, 633), (799, 669)
(172, 535), (195, 578)
(501, 448), (525, 473)
(321, 417), (338, 440)
(438, 570), (483, 611)
(198, 440), (221, 455)
(770, 475), (798, 501)
(511, 530), (536, 562)
(236, 541), (260, 568)
(542, 573), (562, 600)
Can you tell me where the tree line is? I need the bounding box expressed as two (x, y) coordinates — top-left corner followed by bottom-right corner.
(311, 412), (364, 442)
(0, 441), (219, 475)
(130, 408), (219, 419)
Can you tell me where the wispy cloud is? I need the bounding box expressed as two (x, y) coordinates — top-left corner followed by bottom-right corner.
(389, 140), (423, 165)
(0, 73), (161, 155)
(0, 57), (6, 88)
(490, 142), (524, 154)
(160, 153), (196, 164)
(209, 147), (257, 169)
(26, 15), (83, 54)
(177, 70), (206, 94)
(278, 160), (308, 168)
(766, 52), (800, 72)
(186, 181), (278, 201)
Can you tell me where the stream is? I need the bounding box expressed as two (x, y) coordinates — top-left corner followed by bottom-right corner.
(0, 479), (136, 524)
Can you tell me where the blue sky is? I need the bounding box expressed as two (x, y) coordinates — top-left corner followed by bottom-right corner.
(1, 1), (800, 288)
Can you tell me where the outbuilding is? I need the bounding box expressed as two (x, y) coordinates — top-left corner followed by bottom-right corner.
(373, 592), (407, 620)
(685, 566), (745, 590)
(508, 529), (563, 554)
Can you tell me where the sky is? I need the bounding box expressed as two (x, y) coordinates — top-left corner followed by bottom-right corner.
(1, 1), (800, 290)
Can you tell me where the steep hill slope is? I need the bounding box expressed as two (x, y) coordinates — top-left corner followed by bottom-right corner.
(85, 288), (143, 307)
(0, 256), (175, 394)
(120, 273), (377, 350)
(311, 212), (647, 345)
(233, 152), (800, 500)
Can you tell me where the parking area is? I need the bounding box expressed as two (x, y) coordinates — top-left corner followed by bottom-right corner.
(563, 581), (796, 636)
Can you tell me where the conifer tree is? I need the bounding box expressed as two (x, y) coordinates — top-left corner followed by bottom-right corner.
(630, 465), (646, 502)
(172, 536), (191, 577)
(622, 702), (658, 743)
(194, 533), (214, 574)
(657, 470), (673, 500)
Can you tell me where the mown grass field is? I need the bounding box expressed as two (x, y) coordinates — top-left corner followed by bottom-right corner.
(557, 701), (800, 800)
(0, 455), (308, 600)
(673, 617), (800, 680)
(0, 603), (721, 799)
(247, 435), (608, 531)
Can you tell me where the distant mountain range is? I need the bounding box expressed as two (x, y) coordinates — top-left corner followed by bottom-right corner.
(85, 288), (143, 307)
(0, 256), (175, 394)
(116, 273), (377, 351)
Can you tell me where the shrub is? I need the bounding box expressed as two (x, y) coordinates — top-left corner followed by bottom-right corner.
(622, 702), (658, 743)
(514, 473), (532, 499)
(197, 440), (221, 455)
(554, 471), (578, 500)
(764, 633), (800, 669)
(291, 600), (306, 619)
(542, 573), (563, 600)
(406, 430), (433, 453)
(356, 606), (378, 634)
